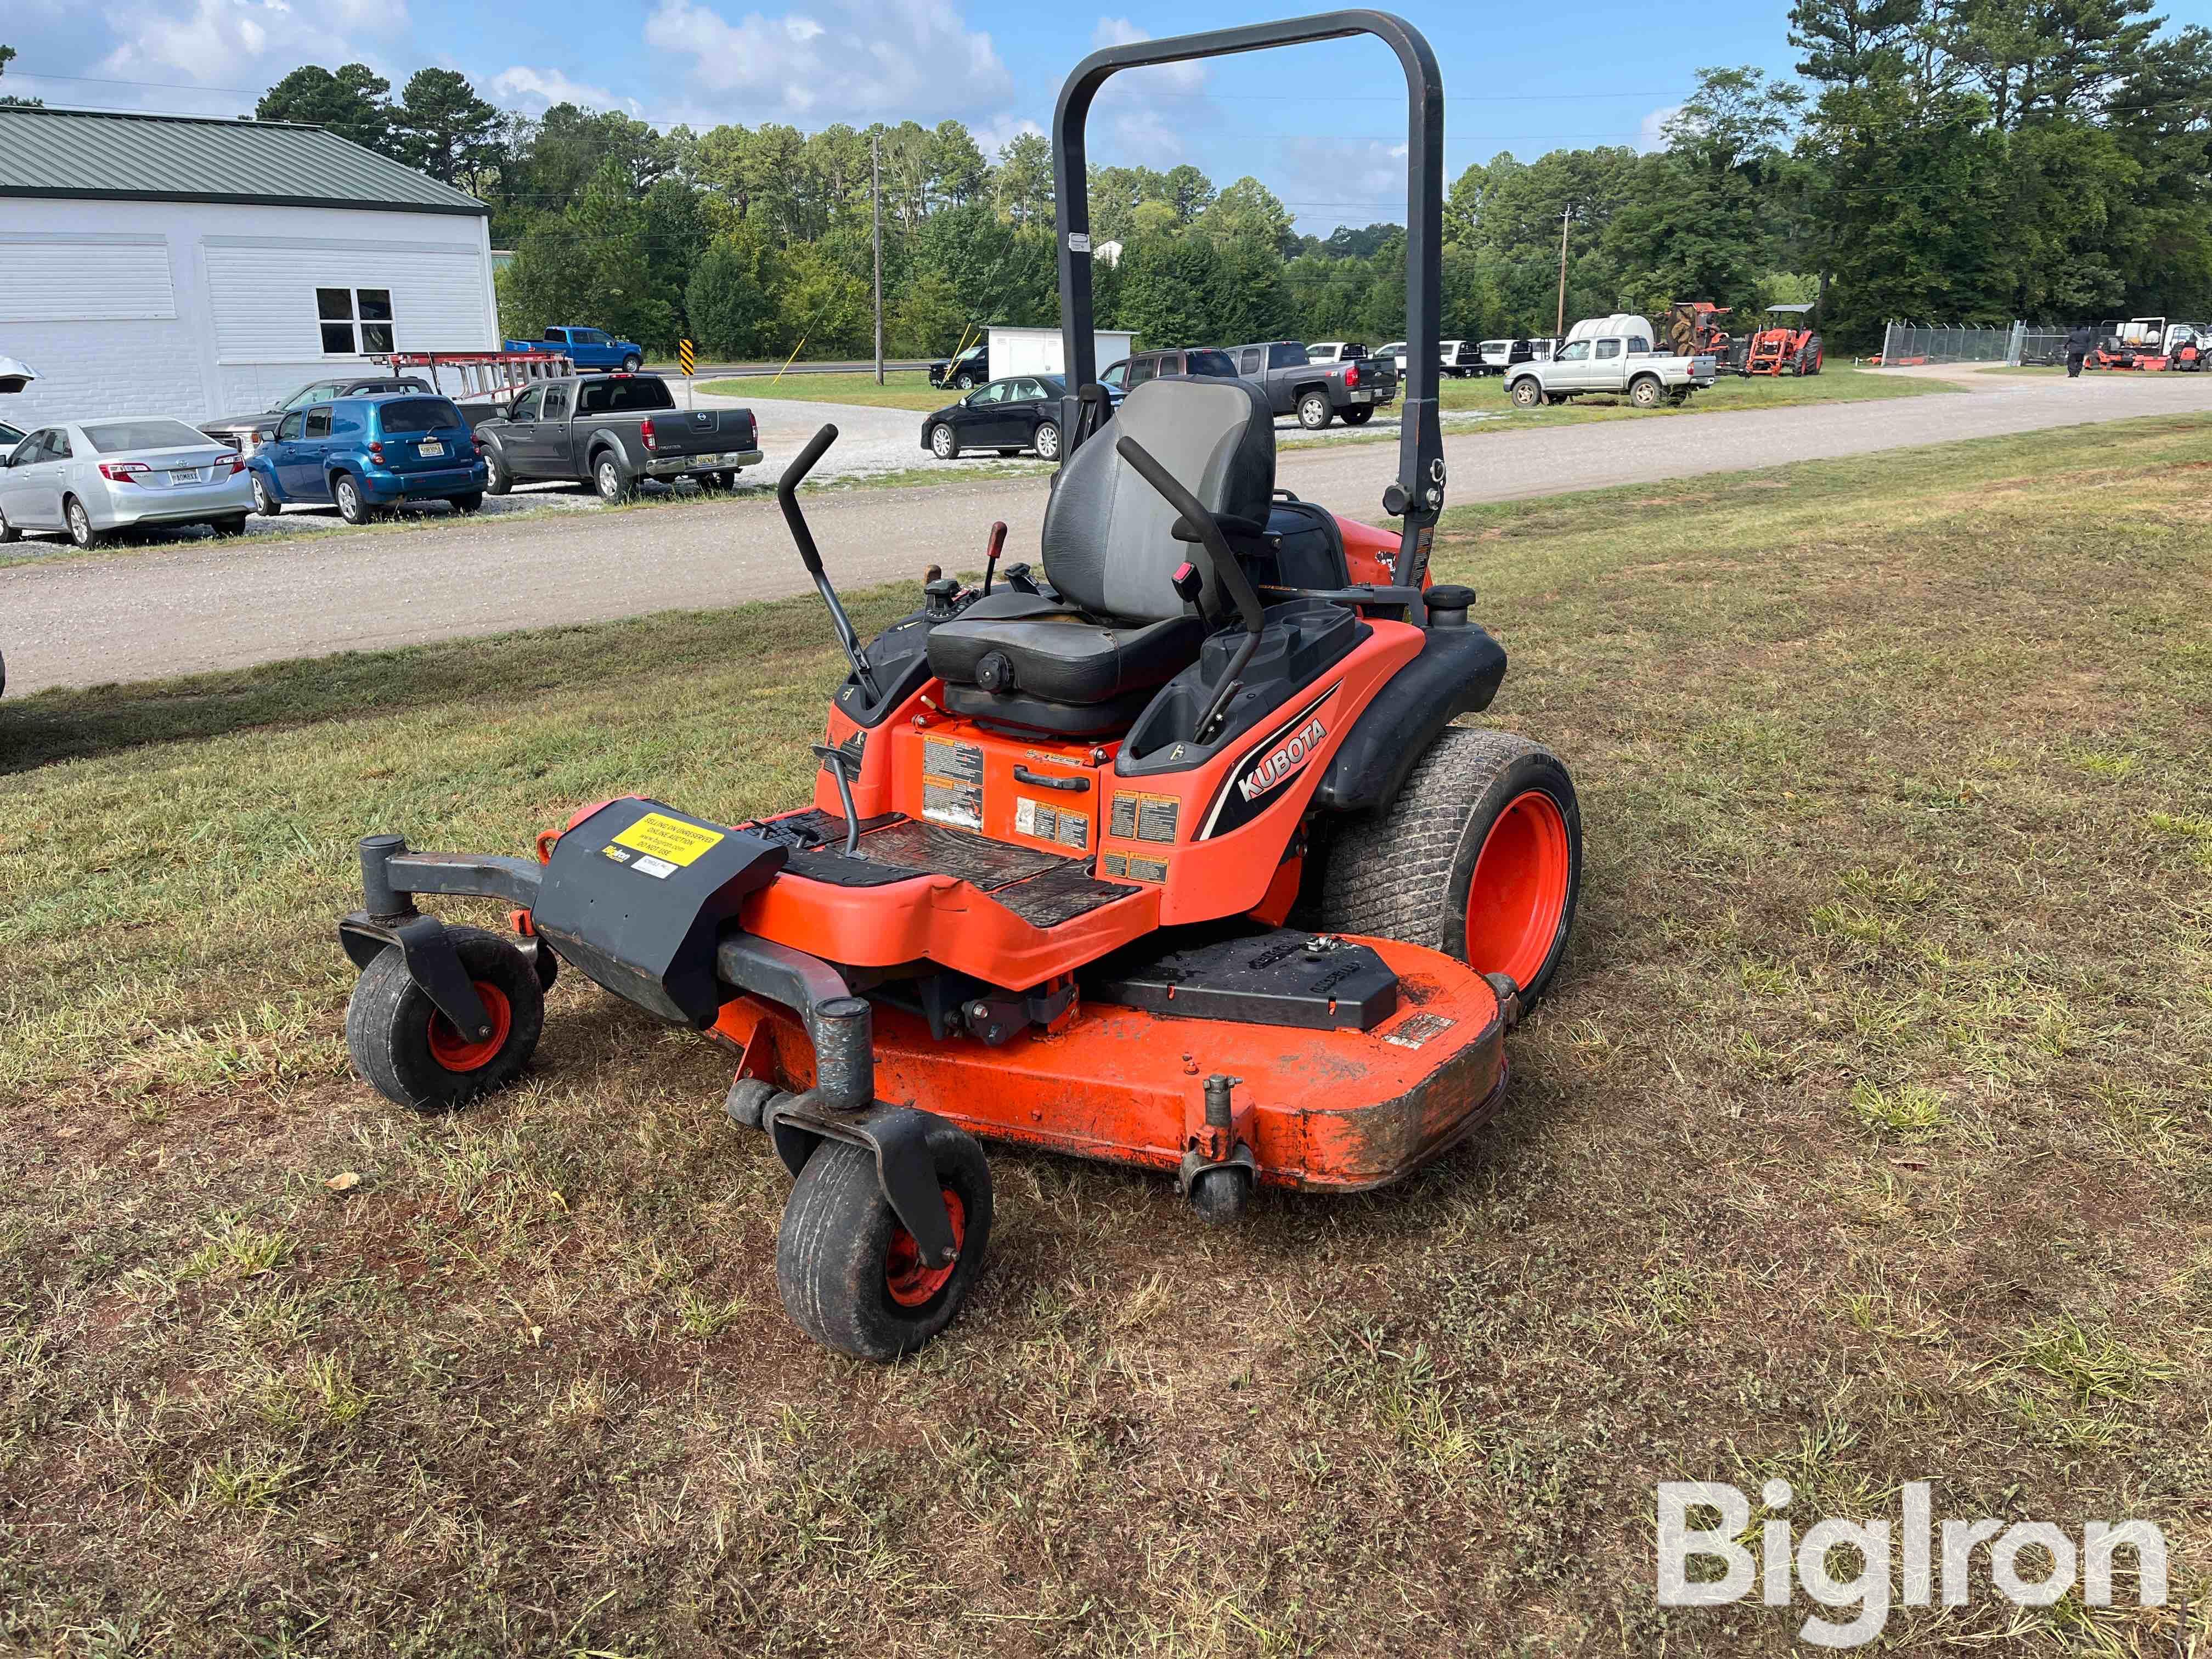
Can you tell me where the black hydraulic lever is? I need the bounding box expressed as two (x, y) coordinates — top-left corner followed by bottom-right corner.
(778, 424), (882, 703)
(1114, 435), (1266, 743)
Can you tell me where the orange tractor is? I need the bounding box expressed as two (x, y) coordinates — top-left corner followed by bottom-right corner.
(1740, 304), (1824, 376)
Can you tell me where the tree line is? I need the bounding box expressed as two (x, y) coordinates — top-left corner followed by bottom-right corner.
(236, 0), (2212, 358)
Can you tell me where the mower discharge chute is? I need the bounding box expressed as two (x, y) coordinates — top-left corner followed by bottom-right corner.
(332, 9), (1585, 1363)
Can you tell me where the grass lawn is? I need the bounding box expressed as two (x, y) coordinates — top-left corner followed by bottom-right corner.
(699, 368), (952, 410)
(702, 363), (1952, 424)
(4, 415), (2210, 1653)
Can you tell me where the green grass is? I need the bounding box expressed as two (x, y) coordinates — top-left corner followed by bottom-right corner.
(702, 362), (1951, 424)
(699, 368), (953, 410)
(4, 415), (2211, 1654)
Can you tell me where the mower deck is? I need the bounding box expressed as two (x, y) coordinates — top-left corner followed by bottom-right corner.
(713, 935), (1510, 1192)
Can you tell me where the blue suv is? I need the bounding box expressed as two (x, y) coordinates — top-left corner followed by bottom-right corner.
(247, 393), (488, 524)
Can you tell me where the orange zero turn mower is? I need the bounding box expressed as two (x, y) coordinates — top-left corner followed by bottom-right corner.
(334, 9), (1584, 1362)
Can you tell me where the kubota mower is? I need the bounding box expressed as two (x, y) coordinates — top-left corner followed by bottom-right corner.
(332, 10), (1583, 1362)
(1741, 304), (1824, 376)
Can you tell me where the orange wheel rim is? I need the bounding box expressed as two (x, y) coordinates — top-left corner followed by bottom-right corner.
(1463, 789), (1571, 991)
(885, 1187), (966, 1308)
(426, 981), (512, 1073)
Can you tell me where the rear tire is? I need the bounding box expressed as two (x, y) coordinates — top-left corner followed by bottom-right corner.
(1318, 726), (1583, 1006)
(210, 514), (250, 537)
(1297, 391), (1333, 430)
(449, 490), (484, 514)
(332, 473), (374, 526)
(1628, 375), (1664, 408)
(1, 504), (22, 543)
(593, 454), (633, 503)
(345, 925), (545, 1113)
(483, 447), (512, 496)
(776, 1125), (992, 1361)
(65, 496), (101, 549)
(1034, 420), (1060, 460)
(1341, 406), (1375, 426)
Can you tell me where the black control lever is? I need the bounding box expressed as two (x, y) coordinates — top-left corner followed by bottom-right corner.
(778, 424), (882, 703)
(1114, 435), (1266, 742)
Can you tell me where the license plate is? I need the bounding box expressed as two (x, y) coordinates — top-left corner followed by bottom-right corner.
(169, 469), (199, 484)
(419, 440), (444, 458)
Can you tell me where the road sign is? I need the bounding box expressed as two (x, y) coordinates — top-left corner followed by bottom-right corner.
(678, 339), (696, 376)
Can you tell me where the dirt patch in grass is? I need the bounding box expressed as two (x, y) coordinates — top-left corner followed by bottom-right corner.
(3, 416), (2209, 1654)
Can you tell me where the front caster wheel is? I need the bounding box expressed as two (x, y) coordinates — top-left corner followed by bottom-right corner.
(1188, 1164), (1252, 1225)
(345, 924), (545, 1111)
(776, 1124), (992, 1361)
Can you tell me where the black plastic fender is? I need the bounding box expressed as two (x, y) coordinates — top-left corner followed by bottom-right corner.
(1312, 622), (1507, 815)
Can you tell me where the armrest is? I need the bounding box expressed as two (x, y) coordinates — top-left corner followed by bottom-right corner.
(1172, 512), (1269, 543)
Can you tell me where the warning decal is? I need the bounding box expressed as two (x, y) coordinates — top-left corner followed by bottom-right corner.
(610, 812), (726, 868)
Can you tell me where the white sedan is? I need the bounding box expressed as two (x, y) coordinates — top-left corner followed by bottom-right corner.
(0, 416), (256, 550)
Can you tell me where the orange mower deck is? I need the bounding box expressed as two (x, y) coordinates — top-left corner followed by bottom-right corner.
(713, 935), (1511, 1192)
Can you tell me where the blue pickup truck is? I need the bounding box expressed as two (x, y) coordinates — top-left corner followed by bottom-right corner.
(501, 326), (646, 373)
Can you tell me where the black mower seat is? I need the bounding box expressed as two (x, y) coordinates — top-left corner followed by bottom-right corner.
(926, 590), (1205, 705)
(926, 376), (1275, 730)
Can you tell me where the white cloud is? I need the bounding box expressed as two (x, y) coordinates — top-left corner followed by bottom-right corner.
(972, 112), (1045, 156)
(93, 0), (407, 89)
(1085, 16), (1211, 166)
(1638, 103), (1683, 153)
(643, 0), (1009, 120)
(1090, 16), (1205, 91)
(488, 65), (642, 115)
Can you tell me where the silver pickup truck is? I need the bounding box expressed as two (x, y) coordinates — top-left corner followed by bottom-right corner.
(1504, 335), (1716, 409)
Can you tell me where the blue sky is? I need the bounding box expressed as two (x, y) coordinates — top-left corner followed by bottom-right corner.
(4, 0), (1811, 232)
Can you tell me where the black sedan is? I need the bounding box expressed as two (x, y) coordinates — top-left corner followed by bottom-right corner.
(920, 375), (1066, 461)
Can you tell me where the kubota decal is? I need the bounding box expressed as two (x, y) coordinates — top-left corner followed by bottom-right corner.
(1199, 684), (1340, 839)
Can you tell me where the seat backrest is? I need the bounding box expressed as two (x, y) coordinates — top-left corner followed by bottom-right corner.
(1041, 376), (1274, 623)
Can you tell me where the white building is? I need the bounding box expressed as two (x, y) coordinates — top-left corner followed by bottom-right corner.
(0, 107), (498, 427)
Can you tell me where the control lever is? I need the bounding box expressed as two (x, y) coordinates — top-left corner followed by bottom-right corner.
(982, 521), (1008, 596)
(1114, 435), (1267, 743)
(811, 744), (863, 855)
(778, 424), (882, 703)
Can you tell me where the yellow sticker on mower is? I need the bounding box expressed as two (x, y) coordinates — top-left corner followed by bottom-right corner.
(610, 812), (725, 868)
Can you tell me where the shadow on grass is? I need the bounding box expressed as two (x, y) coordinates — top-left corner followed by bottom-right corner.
(2, 578), (922, 776)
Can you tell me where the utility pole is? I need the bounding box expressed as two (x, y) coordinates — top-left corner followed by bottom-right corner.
(1555, 205), (1575, 339)
(871, 132), (885, 386)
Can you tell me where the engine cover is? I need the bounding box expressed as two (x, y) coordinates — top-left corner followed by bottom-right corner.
(531, 798), (787, 1026)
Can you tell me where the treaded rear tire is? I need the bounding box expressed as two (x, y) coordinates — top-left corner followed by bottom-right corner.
(1317, 726), (1583, 1006)
(777, 1124), (992, 1361)
(346, 924), (545, 1111)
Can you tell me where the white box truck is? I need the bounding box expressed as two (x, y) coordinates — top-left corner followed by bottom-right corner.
(987, 325), (1136, 382)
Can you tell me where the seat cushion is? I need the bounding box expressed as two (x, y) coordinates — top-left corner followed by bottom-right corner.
(928, 605), (1206, 706)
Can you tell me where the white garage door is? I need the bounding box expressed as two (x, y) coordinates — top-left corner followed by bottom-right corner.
(0, 233), (177, 322)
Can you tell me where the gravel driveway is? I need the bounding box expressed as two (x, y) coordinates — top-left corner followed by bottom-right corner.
(5, 369), (2208, 695)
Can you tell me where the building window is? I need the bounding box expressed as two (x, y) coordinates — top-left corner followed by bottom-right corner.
(316, 287), (396, 356)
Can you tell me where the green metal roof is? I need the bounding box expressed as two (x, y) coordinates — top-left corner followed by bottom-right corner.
(0, 106), (489, 217)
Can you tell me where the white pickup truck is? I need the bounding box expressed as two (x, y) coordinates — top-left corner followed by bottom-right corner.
(1505, 330), (1717, 409)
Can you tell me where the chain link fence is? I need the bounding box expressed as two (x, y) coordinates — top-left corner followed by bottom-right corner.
(1878, 321), (2086, 366)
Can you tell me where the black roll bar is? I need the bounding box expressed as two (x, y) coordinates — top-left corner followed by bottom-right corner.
(1052, 10), (1447, 599)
